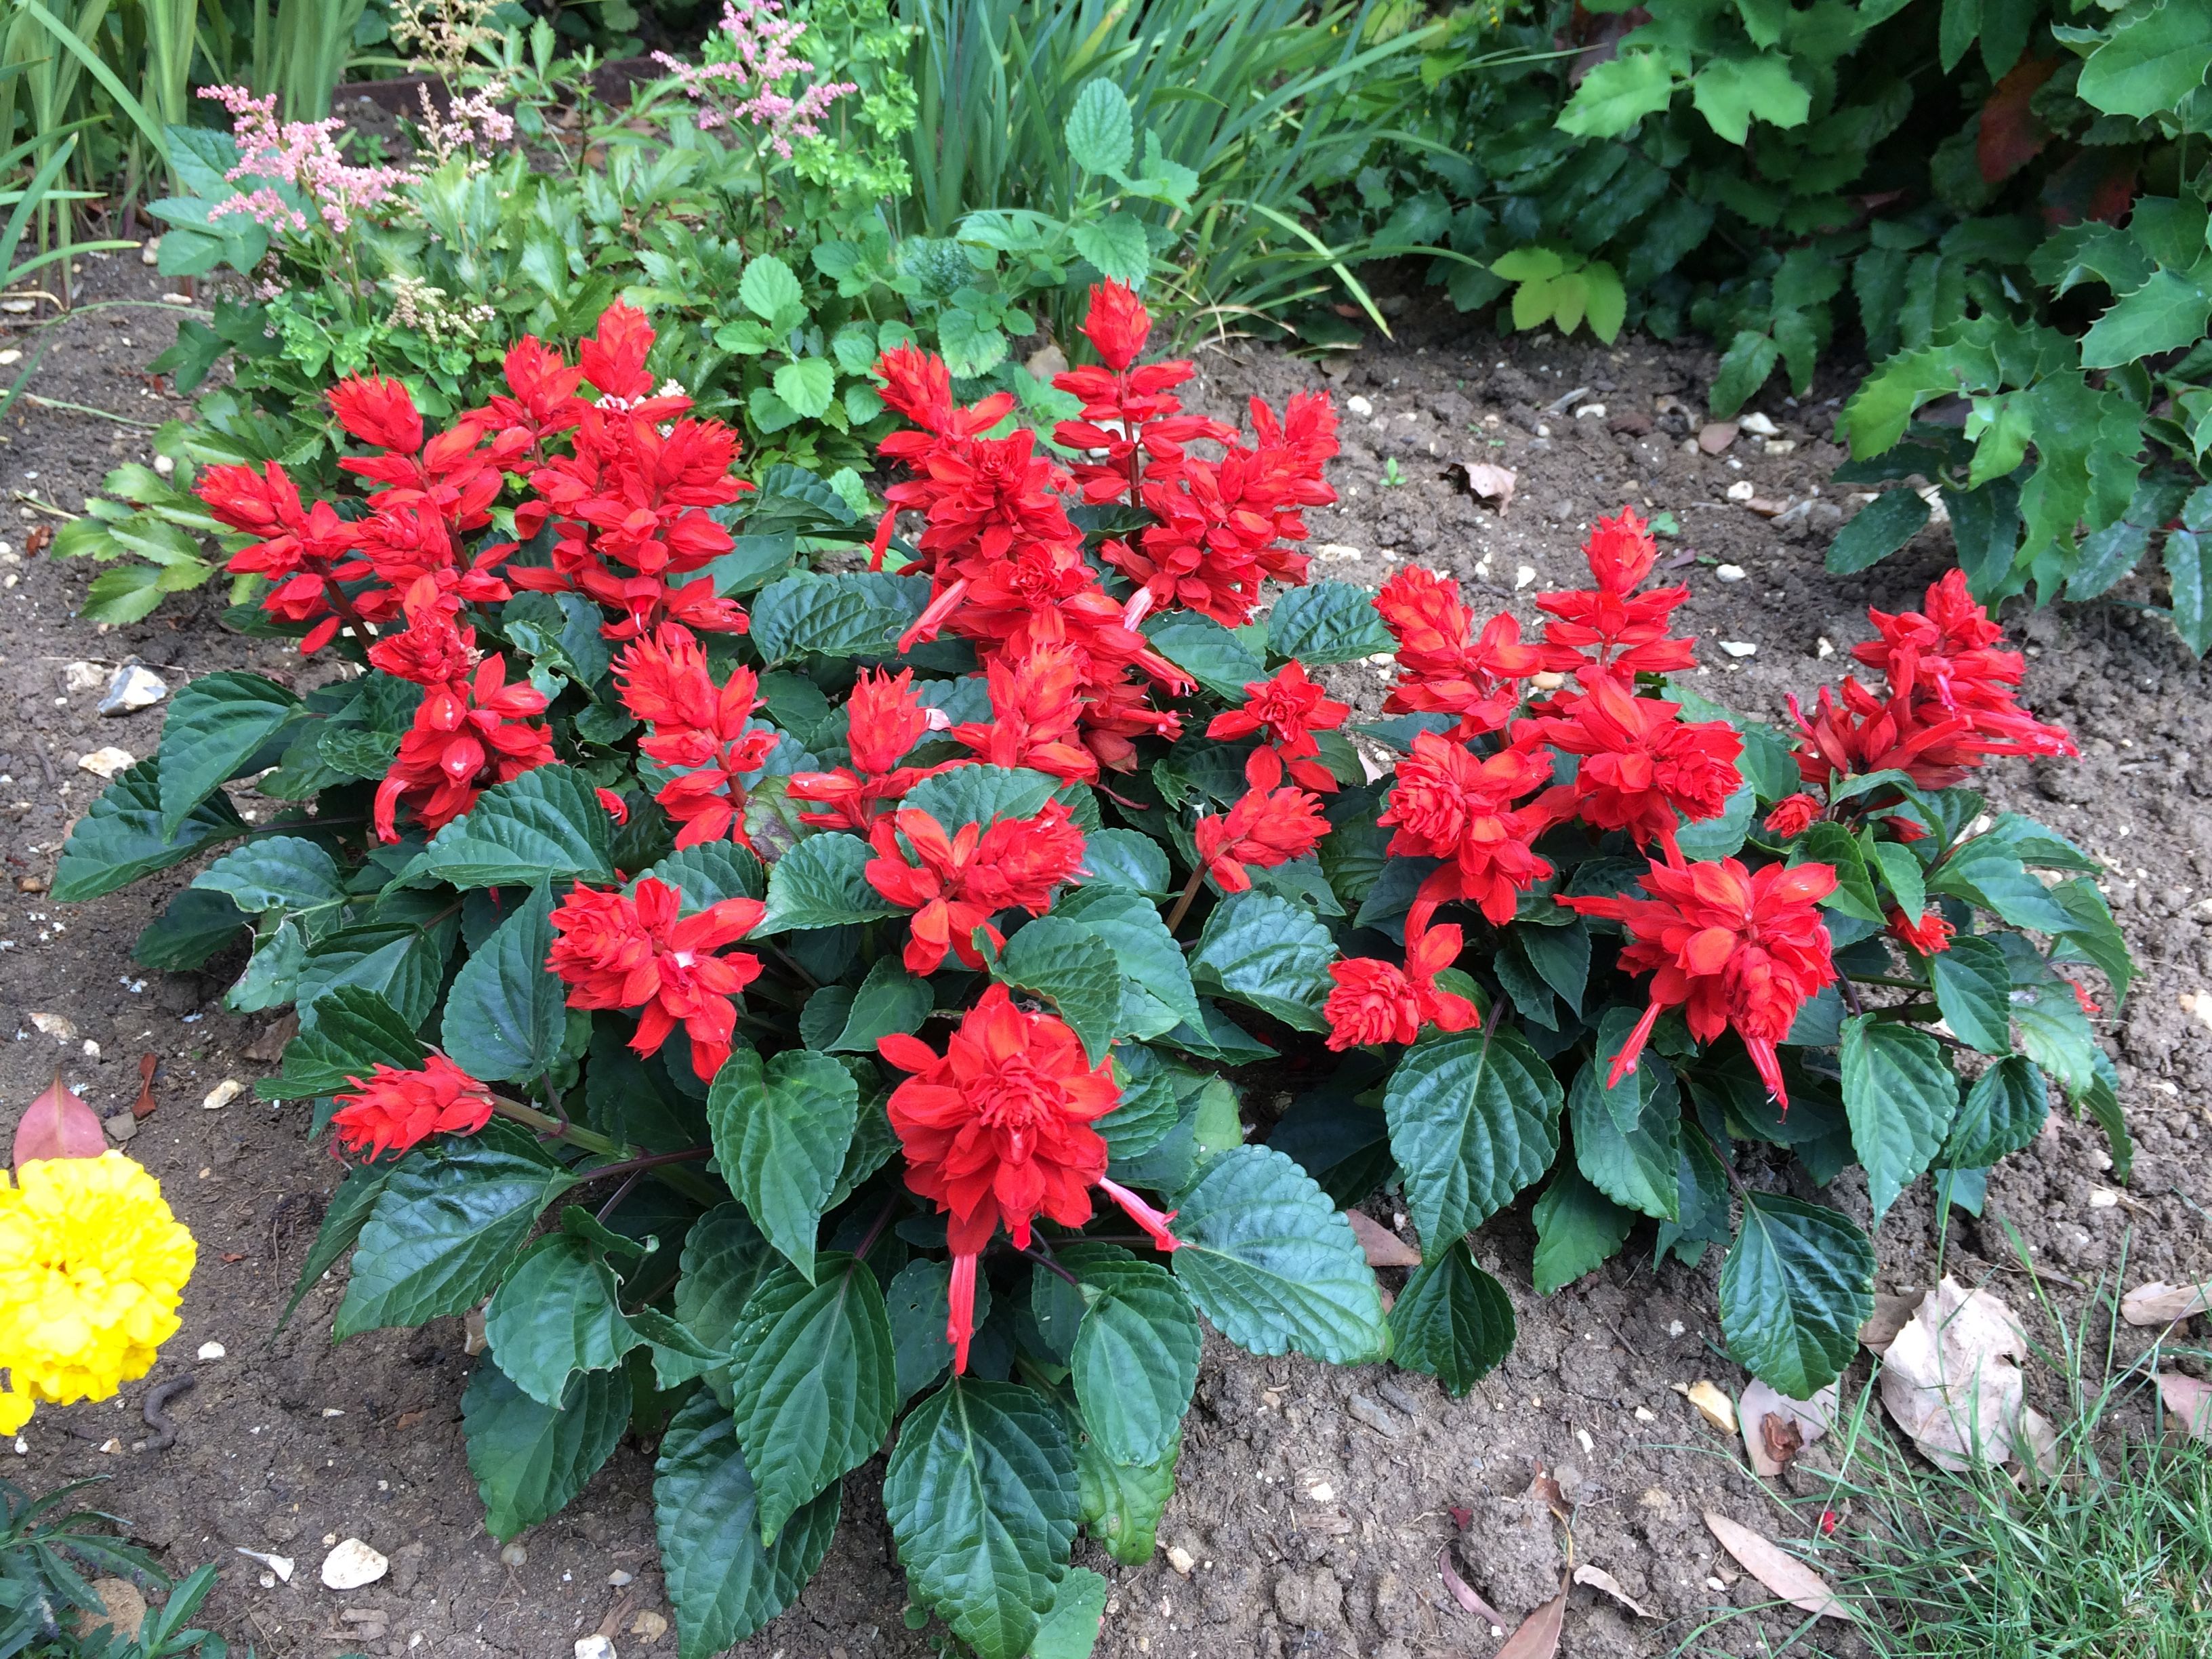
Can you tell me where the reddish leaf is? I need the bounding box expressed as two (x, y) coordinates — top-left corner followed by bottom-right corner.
(2042, 149), (2138, 228)
(13, 1073), (105, 1167)
(1494, 1576), (1566, 1658)
(133, 1053), (159, 1121)
(1347, 1209), (1421, 1267)
(1437, 1548), (1505, 1626)
(1978, 58), (2056, 185)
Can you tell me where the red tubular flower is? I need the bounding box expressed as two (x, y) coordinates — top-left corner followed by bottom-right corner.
(372, 655), (554, 841)
(1519, 677), (1742, 854)
(1374, 566), (1544, 735)
(1206, 662), (1351, 794)
(329, 374), (424, 455)
(1079, 279), (1151, 370)
(1195, 783), (1329, 893)
(787, 668), (955, 832)
(577, 300), (659, 404)
(1377, 732), (1553, 930)
(1765, 793), (1822, 838)
(331, 1054), (497, 1161)
(1560, 857), (1839, 1109)
(366, 609), (478, 687)
(197, 462), (363, 652)
(1887, 906), (1954, 956)
(1323, 923), (1481, 1050)
(1534, 506), (1698, 678)
(615, 626), (781, 850)
(877, 983), (1177, 1372)
(1049, 282), (1232, 505)
(467, 335), (586, 465)
(865, 803), (1086, 975)
(547, 877), (766, 1082)
(951, 644), (1099, 783)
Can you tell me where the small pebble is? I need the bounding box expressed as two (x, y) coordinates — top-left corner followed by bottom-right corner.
(575, 1639), (617, 1659)
(1347, 1393), (1401, 1438)
(1346, 395), (1374, 418)
(608, 1568), (634, 1586)
(77, 747), (135, 779)
(1725, 480), (1757, 502)
(140, 239), (161, 266)
(499, 1542), (527, 1568)
(1816, 636), (1835, 658)
(628, 1612), (668, 1641)
(1717, 640), (1759, 658)
(197, 1342), (226, 1361)
(1166, 1545), (1195, 1576)
(1739, 412), (1780, 438)
(1306, 1481), (1335, 1504)
(1715, 564), (1746, 582)
(1515, 563), (1536, 590)
(319, 1538), (388, 1591)
(202, 1079), (244, 1111)
(152, 454), (175, 476)
(1574, 403), (1607, 419)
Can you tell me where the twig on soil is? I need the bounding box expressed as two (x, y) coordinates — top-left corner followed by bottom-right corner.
(8, 491), (77, 518)
(18, 394), (161, 430)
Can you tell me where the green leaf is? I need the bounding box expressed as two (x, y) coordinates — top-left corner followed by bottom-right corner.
(1793, 823), (1885, 922)
(2166, 531), (2211, 657)
(1530, 1164), (1635, 1294)
(1929, 934), (2013, 1054)
(1267, 582), (1392, 665)
(1189, 892), (1334, 1032)
(1069, 1256), (1200, 1467)
(2049, 878), (2134, 1005)
(1868, 840), (1927, 920)
(1078, 829), (1170, 895)
(265, 986), (426, 1101)
(1170, 1145), (1387, 1364)
(2078, 1), (2212, 118)
(1569, 1048), (1680, 1221)
(739, 253), (804, 322)
(1929, 839), (2075, 934)
(1839, 1015), (1958, 1224)
(192, 835), (344, 914)
(750, 571), (928, 661)
(483, 1234), (640, 1406)
(54, 756), (247, 902)
(731, 1255), (897, 1544)
(134, 886), (249, 970)
(157, 670), (299, 836)
(1382, 1027), (1563, 1242)
(1142, 613), (1267, 701)
(2082, 269), (2212, 370)
(419, 766), (615, 889)
(886, 1379), (1079, 1659)
(654, 1388), (840, 1659)
(1582, 260), (1627, 344)
(1065, 79), (1135, 176)
(1710, 329), (1782, 417)
(1719, 1193), (1876, 1397)
(295, 923), (445, 1029)
(758, 832), (901, 933)
(1689, 55), (1809, 145)
(1069, 214), (1151, 286)
(901, 764), (1059, 830)
(707, 1047), (860, 1281)
(815, 956), (930, 1052)
(993, 917), (1125, 1065)
(336, 1134), (577, 1336)
(1941, 1054), (2048, 1169)
(773, 357), (838, 419)
(1557, 50), (1679, 137)
(1386, 1238), (1515, 1396)
(1030, 1568), (1107, 1659)
(442, 886), (571, 1086)
(1054, 886), (1203, 1040)
(1827, 489), (1931, 575)
(461, 1361), (629, 1541)
(676, 1203), (779, 1361)
(644, 840), (766, 906)
(1078, 1427), (1177, 1565)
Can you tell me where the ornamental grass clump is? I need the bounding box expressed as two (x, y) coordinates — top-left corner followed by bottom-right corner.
(58, 283), (2131, 1659)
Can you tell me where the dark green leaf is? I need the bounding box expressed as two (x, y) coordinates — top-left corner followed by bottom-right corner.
(1382, 1027), (1563, 1242)
(1189, 892), (1334, 1031)
(1941, 1054), (2048, 1169)
(482, 1235), (640, 1406)
(1530, 1164), (1634, 1294)
(887, 1258), (996, 1405)
(419, 766), (615, 889)
(278, 1160), (392, 1328)
(461, 1361), (628, 1541)
(1839, 1014), (1958, 1223)
(1386, 1237), (1515, 1395)
(157, 670), (300, 835)
(644, 841), (766, 905)
(654, 1388), (840, 1659)
(758, 833), (901, 933)
(1929, 935), (2013, 1054)
(993, 917), (1125, 1065)
(818, 955), (931, 1052)
(296, 923), (445, 1029)
(54, 756), (247, 902)
(901, 764), (1059, 830)
(1170, 1146), (1387, 1364)
(1077, 829), (1171, 895)
(442, 886), (571, 1086)
(1267, 582), (1393, 665)
(1719, 1192), (1875, 1397)
(1054, 885), (1203, 1039)
(751, 571), (929, 661)
(676, 1203), (778, 1361)
(266, 986), (426, 1101)
(1069, 1257), (1201, 1467)
(134, 886), (249, 970)
(1030, 1568), (1107, 1659)
(1142, 612), (1267, 700)
(707, 1047), (860, 1280)
(1569, 1048), (1680, 1221)
(192, 835), (344, 914)
(1078, 1427), (1177, 1566)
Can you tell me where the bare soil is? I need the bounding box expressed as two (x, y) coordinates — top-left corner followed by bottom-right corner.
(2, 261), (2206, 1659)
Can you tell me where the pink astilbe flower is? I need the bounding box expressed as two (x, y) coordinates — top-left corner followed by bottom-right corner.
(651, 1), (858, 159)
(199, 85), (413, 238)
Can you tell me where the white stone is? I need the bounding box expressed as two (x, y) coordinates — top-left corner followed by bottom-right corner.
(1574, 403), (1607, 419)
(607, 1568), (634, 1586)
(201, 1078), (245, 1111)
(197, 1341), (226, 1361)
(1166, 1546), (1195, 1576)
(1345, 395), (1374, 418)
(61, 661), (106, 693)
(575, 1639), (617, 1659)
(0, 350), (18, 367)
(28, 1012), (75, 1040)
(499, 1541), (527, 1568)
(319, 1538), (388, 1591)
(152, 455), (175, 477)
(1717, 640), (1759, 658)
(1725, 480), (1757, 503)
(1816, 637), (1835, 659)
(78, 747), (135, 779)
(140, 239), (161, 266)
(1715, 564), (1746, 582)
(1514, 563), (1537, 590)
(1739, 412), (1780, 438)
(1306, 1481), (1335, 1504)
(1761, 438), (1797, 455)
(98, 663), (168, 716)
(234, 1548), (293, 1582)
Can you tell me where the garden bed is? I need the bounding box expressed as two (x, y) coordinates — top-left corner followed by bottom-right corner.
(3, 258), (2208, 1659)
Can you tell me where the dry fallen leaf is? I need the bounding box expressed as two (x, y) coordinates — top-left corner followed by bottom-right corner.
(1346, 1209), (1420, 1268)
(1880, 1277), (2034, 1471)
(1436, 1548), (1504, 1626)
(132, 1054), (159, 1121)
(1697, 420), (1740, 455)
(1527, 1462), (1570, 1522)
(2158, 1373), (2212, 1439)
(1744, 496), (1793, 516)
(1860, 1290), (1924, 1355)
(1450, 459), (1517, 516)
(1740, 1380), (1837, 1477)
(1703, 1513), (1851, 1621)
(24, 524), (52, 556)
(242, 1012), (298, 1065)
(1574, 1563), (1654, 1618)
(1494, 1575), (1567, 1659)
(1681, 1379), (1736, 1434)
(2123, 1282), (2212, 1326)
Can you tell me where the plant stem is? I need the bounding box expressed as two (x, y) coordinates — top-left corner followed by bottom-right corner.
(1837, 975), (1865, 1018)
(489, 1097), (722, 1206)
(1164, 865), (1206, 935)
(853, 1195), (901, 1263)
(1021, 1246), (1082, 1290)
(574, 1145), (713, 1185)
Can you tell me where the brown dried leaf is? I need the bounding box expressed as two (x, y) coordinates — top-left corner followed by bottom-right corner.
(242, 1012), (299, 1065)
(1451, 459), (1517, 516)
(1703, 1512), (1852, 1621)
(24, 524), (51, 556)
(1681, 1379), (1736, 1434)
(2122, 1282), (2212, 1326)
(1347, 1210), (1420, 1268)
(1494, 1576), (1566, 1659)
(1879, 1277), (2032, 1471)
(1697, 420), (1739, 455)
(1740, 1380), (1837, 1477)
(1573, 1563), (1654, 1618)
(1527, 1462), (1570, 1522)
(1744, 496), (1793, 517)
(1436, 1548), (1504, 1626)
(1860, 1290), (1923, 1354)
(1759, 1413), (1803, 1470)
(131, 1053), (159, 1121)
(2158, 1373), (2212, 1439)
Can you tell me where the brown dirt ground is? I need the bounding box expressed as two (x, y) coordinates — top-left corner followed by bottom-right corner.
(2, 259), (2207, 1659)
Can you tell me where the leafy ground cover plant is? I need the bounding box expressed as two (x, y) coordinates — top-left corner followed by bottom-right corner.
(57, 281), (2131, 1659)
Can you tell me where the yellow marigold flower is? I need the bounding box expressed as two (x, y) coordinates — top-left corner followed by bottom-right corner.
(0, 1153), (195, 1428)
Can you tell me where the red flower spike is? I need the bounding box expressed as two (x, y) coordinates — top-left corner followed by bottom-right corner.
(1194, 783), (1329, 894)
(1207, 662), (1350, 794)
(1323, 923), (1481, 1050)
(1374, 566), (1544, 735)
(1559, 857), (1839, 1109)
(615, 626), (780, 850)
(878, 984), (1180, 1372)
(1519, 676), (1743, 854)
(1534, 506), (1698, 679)
(864, 804), (1086, 975)
(577, 301), (658, 403)
(1887, 906), (1954, 956)
(1078, 279), (1151, 371)
(952, 644), (1099, 783)
(1378, 732), (1553, 930)
(546, 878), (766, 1082)
(328, 374), (425, 455)
(330, 1054), (497, 1161)
(372, 654), (553, 842)
(1765, 793), (1822, 838)
(786, 668), (955, 832)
